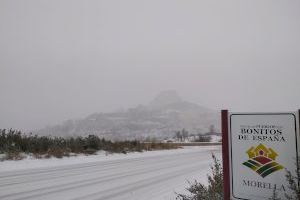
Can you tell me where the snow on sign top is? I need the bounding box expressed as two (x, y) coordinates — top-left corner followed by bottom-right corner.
(222, 111), (300, 200)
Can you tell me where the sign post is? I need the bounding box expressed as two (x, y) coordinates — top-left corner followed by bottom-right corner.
(222, 111), (299, 200)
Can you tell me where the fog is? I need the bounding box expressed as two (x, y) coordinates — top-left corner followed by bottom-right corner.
(1, 0), (300, 130)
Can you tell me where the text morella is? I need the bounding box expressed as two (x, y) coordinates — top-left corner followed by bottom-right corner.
(242, 179), (285, 192)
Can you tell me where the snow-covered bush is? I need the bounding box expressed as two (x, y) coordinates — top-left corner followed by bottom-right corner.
(176, 154), (223, 200)
(0, 129), (179, 160)
(284, 158), (300, 200)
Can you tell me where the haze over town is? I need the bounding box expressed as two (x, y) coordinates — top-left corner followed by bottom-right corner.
(1, 0), (300, 132)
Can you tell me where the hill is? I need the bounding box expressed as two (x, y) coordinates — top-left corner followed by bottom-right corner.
(37, 91), (220, 140)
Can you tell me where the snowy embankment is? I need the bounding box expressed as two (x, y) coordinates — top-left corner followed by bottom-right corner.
(0, 146), (221, 200)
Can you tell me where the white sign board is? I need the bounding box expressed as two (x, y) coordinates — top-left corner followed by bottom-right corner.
(229, 113), (299, 200)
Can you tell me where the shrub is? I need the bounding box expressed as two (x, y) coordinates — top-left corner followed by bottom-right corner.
(176, 154), (223, 200)
(0, 129), (179, 160)
(46, 147), (69, 158)
(84, 148), (98, 155)
(5, 151), (25, 160)
(284, 158), (300, 200)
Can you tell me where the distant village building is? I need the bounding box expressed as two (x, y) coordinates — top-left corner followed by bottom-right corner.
(204, 125), (221, 136)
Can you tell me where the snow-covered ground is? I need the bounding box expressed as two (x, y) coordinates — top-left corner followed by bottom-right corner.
(0, 146), (221, 200)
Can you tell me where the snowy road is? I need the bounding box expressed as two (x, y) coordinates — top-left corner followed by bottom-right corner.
(0, 146), (221, 200)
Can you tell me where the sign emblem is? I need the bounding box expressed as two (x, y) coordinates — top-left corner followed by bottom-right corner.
(243, 143), (283, 178)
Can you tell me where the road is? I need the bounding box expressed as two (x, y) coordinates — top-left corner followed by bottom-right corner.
(0, 147), (220, 200)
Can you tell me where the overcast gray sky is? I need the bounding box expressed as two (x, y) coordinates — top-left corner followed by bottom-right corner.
(1, 0), (300, 130)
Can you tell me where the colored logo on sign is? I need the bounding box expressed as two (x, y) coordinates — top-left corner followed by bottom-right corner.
(243, 144), (283, 178)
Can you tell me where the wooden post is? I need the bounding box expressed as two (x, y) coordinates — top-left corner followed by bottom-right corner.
(298, 109), (300, 132)
(221, 110), (230, 200)
(298, 110), (300, 186)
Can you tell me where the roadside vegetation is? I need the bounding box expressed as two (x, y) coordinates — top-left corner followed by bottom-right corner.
(176, 155), (300, 200)
(176, 154), (223, 200)
(0, 129), (179, 160)
(284, 158), (300, 200)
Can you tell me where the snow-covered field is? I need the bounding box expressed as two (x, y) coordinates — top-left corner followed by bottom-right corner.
(0, 146), (221, 200)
